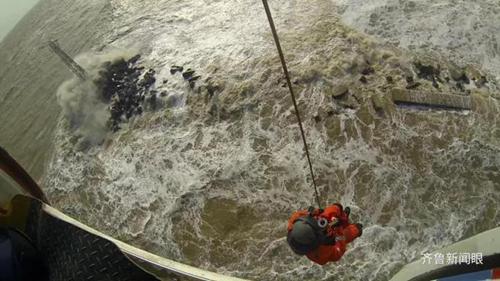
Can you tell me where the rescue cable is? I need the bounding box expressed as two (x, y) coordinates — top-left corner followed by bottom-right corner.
(261, 0), (322, 209)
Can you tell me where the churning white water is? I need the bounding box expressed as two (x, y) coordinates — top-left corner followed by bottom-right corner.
(36, 0), (500, 280)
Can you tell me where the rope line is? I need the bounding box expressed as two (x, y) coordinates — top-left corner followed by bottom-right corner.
(261, 0), (321, 209)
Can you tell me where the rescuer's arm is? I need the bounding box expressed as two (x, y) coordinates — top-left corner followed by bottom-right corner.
(325, 224), (362, 263)
(321, 204), (348, 225)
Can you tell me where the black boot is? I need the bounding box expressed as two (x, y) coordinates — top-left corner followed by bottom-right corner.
(344, 206), (350, 216)
(355, 223), (363, 237)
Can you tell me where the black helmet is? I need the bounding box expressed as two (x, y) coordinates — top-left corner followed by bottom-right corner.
(287, 217), (321, 255)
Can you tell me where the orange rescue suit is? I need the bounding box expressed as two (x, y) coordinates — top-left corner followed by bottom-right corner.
(287, 204), (361, 265)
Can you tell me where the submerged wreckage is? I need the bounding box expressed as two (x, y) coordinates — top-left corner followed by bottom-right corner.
(49, 40), (160, 132)
(48, 40), (203, 133)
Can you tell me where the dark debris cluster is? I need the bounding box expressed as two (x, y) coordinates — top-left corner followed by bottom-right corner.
(92, 55), (206, 132)
(357, 58), (490, 92)
(95, 55), (161, 132)
(413, 61), (489, 92)
(170, 65), (201, 88)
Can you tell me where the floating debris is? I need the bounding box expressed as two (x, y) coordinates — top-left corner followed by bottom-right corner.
(188, 75), (201, 82)
(391, 88), (471, 110)
(170, 66), (202, 88)
(405, 75), (421, 89)
(127, 54), (141, 65)
(182, 69), (196, 80)
(361, 66), (375, 75)
(94, 54), (158, 132)
(170, 65), (183, 75)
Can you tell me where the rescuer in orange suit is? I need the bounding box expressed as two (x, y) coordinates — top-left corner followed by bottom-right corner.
(287, 203), (363, 265)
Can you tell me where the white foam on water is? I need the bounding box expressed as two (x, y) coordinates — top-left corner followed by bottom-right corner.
(337, 0), (500, 79)
(43, 1), (500, 280)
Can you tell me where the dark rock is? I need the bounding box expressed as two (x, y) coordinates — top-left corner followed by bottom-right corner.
(359, 76), (368, 84)
(450, 66), (470, 85)
(102, 61), (112, 69)
(332, 84), (349, 99)
(361, 66), (375, 75)
(313, 115), (321, 123)
(148, 94), (157, 110)
(139, 71), (156, 89)
(163, 79), (168, 84)
(206, 84), (217, 98)
(386, 76), (394, 84)
(405, 75), (421, 89)
(166, 94), (179, 108)
(477, 76), (488, 87)
(126, 110), (133, 119)
(414, 61), (444, 89)
(182, 69), (195, 80)
(432, 78), (439, 89)
(414, 61), (440, 80)
(170, 65), (183, 75)
(457, 73), (470, 84)
(128, 54), (141, 65)
(95, 58), (161, 132)
(406, 82), (421, 89)
(188, 75), (201, 82)
(160, 91), (167, 97)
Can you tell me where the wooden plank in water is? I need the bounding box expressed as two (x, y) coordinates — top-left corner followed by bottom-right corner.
(48, 40), (88, 81)
(391, 89), (471, 110)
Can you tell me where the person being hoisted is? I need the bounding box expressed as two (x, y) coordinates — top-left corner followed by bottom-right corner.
(287, 203), (363, 265)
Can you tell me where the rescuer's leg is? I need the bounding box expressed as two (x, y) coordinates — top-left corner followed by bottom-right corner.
(343, 223), (362, 243)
